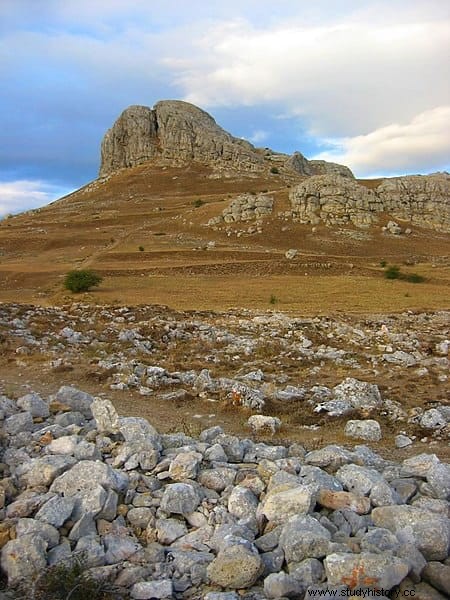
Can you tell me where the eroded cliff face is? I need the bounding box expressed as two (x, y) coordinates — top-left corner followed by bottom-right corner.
(99, 101), (264, 177)
(289, 173), (450, 231)
(99, 101), (355, 179)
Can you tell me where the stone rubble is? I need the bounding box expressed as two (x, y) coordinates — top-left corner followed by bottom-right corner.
(0, 381), (449, 598)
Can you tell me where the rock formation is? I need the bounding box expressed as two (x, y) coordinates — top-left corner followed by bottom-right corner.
(99, 101), (355, 179)
(100, 101), (264, 177)
(290, 173), (450, 231)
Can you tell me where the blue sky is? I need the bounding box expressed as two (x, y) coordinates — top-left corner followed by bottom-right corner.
(0, 0), (449, 216)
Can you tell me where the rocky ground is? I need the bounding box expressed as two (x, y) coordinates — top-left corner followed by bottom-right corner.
(0, 303), (449, 599)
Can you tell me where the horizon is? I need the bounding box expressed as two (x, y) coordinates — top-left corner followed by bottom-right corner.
(1, 0), (449, 216)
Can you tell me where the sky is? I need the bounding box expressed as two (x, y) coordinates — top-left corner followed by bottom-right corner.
(0, 0), (449, 217)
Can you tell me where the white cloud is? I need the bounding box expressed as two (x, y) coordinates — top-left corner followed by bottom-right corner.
(313, 106), (450, 176)
(164, 18), (450, 137)
(0, 180), (72, 218)
(248, 129), (269, 144)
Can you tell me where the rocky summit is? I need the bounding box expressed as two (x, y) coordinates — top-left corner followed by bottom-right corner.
(99, 100), (353, 179)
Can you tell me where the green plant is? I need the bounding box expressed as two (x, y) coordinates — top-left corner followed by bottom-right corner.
(138, 245), (145, 252)
(193, 199), (204, 208)
(404, 273), (425, 283)
(269, 294), (278, 305)
(380, 260), (387, 267)
(17, 554), (116, 600)
(384, 265), (400, 280)
(64, 270), (102, 293)
(270, 166), (279, 174)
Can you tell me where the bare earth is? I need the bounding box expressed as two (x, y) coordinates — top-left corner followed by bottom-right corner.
(0, 164), (448, 460)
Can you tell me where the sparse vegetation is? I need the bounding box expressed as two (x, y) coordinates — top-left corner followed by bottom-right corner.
(138, 245), (145, 252)
(380, 260), (387, 267)
(193, 199), (204, 208)
(384, 265), (401, 280)
(64, 270), (102, 293)
(270, 166), (279, 174)
(404, 273), (425, 283)
(16, 554), (116, 600)
(384, 264), (425, 283)
(269, 294), (278, 305)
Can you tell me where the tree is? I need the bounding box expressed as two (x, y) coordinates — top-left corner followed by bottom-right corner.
(64, 270), (102, 293)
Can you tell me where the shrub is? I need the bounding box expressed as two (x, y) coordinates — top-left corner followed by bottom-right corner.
(269, 294), (278, 305)
(16, 554), (117, 600)
(270, 166), (279, 174)
(193, 199), (204, 208)
(404, 273), (425, 283)
(384, 265), (400, 280)
(380, 260), (387, 267)
(64, 270), (102, 293)
(138, 245), (145, 252)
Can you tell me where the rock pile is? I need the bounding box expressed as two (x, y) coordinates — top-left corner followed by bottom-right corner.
(289, 173), (450, 232)
(1, 387), (449, 599)
(208, 194), (273, 227)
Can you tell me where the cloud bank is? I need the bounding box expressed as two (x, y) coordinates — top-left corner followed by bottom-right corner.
(0, 180), (73, 218)
(0, 0), (449, 215)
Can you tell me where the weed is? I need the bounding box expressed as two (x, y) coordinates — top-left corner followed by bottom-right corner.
(138, 245), (145, 252)
(15, 553), (118, 600)
(380, 260), (387, 267)
(404, 273), (425, 283)
(193, 199), (204, 208)
(64, 270), (102, 293)
(384, 265), (401, 280)
(269, 294), (278, 305)
(270, 166), (279, 174)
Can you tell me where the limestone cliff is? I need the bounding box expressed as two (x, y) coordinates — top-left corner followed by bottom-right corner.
(100, 101), (264, 177)
(289, 173), (450, 231)
(99, 101), (354, 179)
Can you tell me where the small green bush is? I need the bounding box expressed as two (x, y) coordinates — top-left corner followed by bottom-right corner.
(64, 270), (102, 293)
(269, 294), (278, 305)
(270, 166), (279, 174)
(384, 265), (400, 280)
(404, 273), (425, 283)
(16, 554), (116, 600)
(193, 199), (204, 208)
(380, 260), (387, 267)
(138, 245), (145, 252)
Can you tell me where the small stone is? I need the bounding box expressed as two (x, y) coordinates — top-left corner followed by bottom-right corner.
(17, 393), (49, 418)
(91, 397), (120, 433)
(345, 419), (382, 442)
(324, 552), (409, 590)
(317, 489), (371, 514)
(156, 518), (187, 544)
(1, 534), (47, 586)
(228, 486), (258, 519)
(35, 495), (75, 527)
(160, 482), (201, 515)
(104, 534), (141, 564)
(168, 451), (202, 481)
(4, 411), (33, 435)
(395, 435), (413, 448)
(131, 580), (173, 599)
(264, 571), (304, 598)
(207, 542), (262, 589)
(280, 515), (331, 563)
(422, 562), (450, 596)
(54, 385), (94, 417)
(371, 505), (450, 560)
(261, 485), (316, 524)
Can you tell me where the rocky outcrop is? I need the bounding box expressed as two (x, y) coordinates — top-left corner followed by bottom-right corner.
(377, 174), (450, 231)
(284, 152), (354, 179)
(289, 173), (450, 231)
(290, 175), (382, 227)
(100, 101), (264, 177)
(99, 101), (357, 180)
(208, 193), (274, 226)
